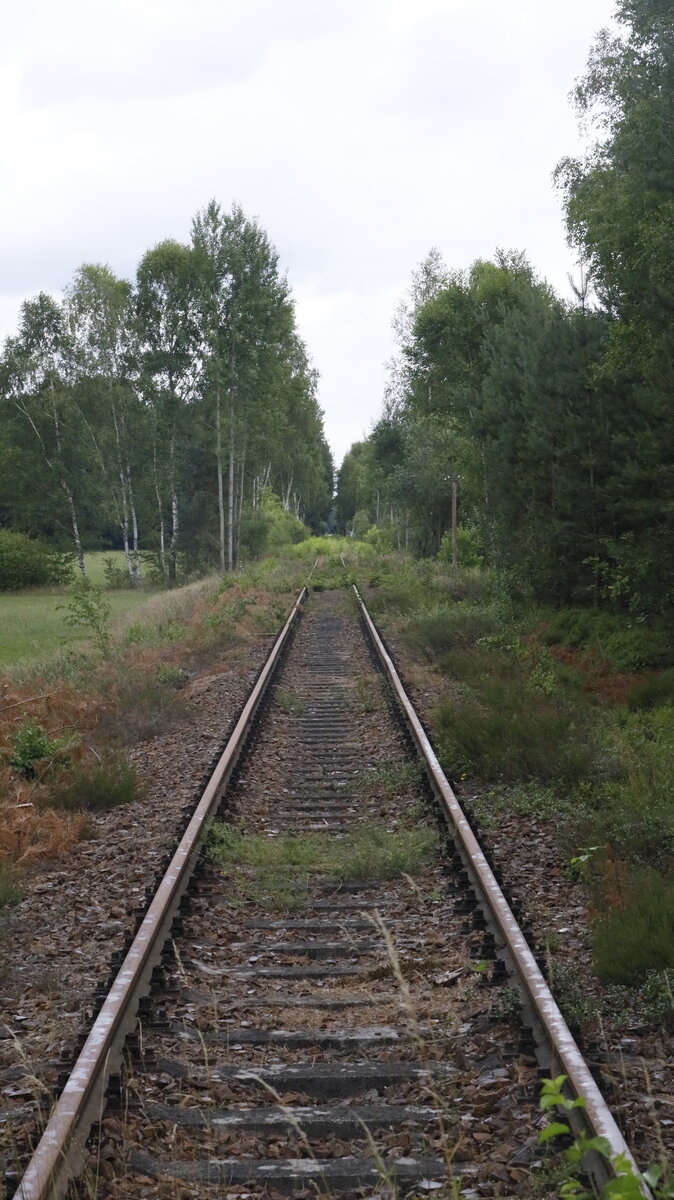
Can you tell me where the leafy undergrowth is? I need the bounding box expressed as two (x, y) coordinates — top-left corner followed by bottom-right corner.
(361, 552), (674, 1010)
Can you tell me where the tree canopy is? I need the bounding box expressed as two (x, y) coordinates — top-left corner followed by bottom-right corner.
(0, 201), (333, 580)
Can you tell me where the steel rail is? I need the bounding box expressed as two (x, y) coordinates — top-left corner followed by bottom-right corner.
(354, 583), (650, 1199)
(13, 585), (308, 1200)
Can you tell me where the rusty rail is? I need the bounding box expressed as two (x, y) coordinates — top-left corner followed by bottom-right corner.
(13, 585), (308, 1200)
(353, 583), (650, 1199)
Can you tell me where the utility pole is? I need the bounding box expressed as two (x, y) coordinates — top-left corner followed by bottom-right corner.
(451, 478), (458, 567)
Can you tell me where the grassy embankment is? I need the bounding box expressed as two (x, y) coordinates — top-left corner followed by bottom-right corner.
(0, 542), (356, 899)
(358, 552), (674, 1026)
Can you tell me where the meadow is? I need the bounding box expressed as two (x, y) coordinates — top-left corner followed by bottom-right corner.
(0, 552), (154, 667)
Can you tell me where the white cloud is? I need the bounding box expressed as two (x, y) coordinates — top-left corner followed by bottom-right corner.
(0, 0), (618, 464)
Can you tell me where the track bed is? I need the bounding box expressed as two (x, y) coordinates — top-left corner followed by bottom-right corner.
(8, 588), (638, 1199)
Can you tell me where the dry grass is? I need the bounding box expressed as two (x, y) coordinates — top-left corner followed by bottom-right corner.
(0, 570), (300, 874)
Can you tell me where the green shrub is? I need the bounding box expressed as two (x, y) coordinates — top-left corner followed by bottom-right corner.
(603, 625), (672, 672)
(627, 668), (674, 711)
(7, 719), (74, 778)
(363, 525), (394, 552)
(102, 556), (132, 589)
(156, 663), (189, 688)
(287, 535), (340, 560)
(434, 677), (595, 785)
(542, 607), (673, 672)
(239, 490), (309, 560)
(59, 576), (112, 656)
(578, 708), (674, 868)
(437, 526), (483, 568)
(46, 752), (138, 812)
(366, 562), (442, 616)
(592, 869), (674, 985)
(0, 529), (74, 591)
(402, 603), (497, 663)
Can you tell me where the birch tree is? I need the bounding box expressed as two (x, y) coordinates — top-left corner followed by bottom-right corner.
(2, 294), (87, 572)
(191, 200), (293, 571)
(136, 240), (198, 582)
(66, 264), (144, 586)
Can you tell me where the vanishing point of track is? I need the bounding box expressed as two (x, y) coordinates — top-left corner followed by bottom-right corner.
(11, 579), (646, 1199)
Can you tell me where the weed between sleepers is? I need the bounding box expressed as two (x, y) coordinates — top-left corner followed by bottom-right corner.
(353, 760), (425, 796)
(208, 822), (438, 910)
(275, 687), (306, 714)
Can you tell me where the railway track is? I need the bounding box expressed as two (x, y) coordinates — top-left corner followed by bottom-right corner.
(9, 582), (645, 1199)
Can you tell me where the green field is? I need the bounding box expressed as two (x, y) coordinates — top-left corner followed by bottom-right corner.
(0, 552), (156, 667)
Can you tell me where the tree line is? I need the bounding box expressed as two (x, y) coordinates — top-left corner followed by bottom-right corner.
(337, 0), (673, 616)
(0, 200), (333, 583)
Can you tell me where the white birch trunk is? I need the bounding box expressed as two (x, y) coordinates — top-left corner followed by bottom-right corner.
(168, 435), (179, 584)
(50, 390), (86, 574)
(152, 424), (166, 577)
(235, 449), (246, 569)
(215, 385), (226, 574)
(127, 465), (142, 586)
(227, 406), (235, 572)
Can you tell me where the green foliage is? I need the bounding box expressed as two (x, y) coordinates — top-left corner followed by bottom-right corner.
(542, 607), (673, 672)
(275, 688), (305, 714)
(59, 576), (112, 657)
(363, 524), (394, 552)
(434, 676), (595, 785)
(627, 668), (674, 711)
(46, 752), (138, 812)
(125, 618), (183, 648)
(365, 560), (442, 616)
(155, 662), (189, 688)
(577, 708), (674, 869)
(0, 529), (74, 591)
(351, 509), (372, 539)
(437, 526), (483, 567)
(102, 555), (131, 589)
(286, 535), (338, 559)
(239, 490), (310, 561)
(592, 869), (674, 985)
(553, 1), (674, 617)
(0, 203), (333, 584)
(401, 602), (498, 664)
(539, 1075), (674, 1198)
(0, 865), (20, 909)
(7, 719), (74, 778)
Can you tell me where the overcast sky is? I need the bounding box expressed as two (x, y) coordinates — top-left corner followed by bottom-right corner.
(1, 0), (618, 466)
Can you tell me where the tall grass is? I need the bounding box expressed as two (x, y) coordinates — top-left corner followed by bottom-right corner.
(434, 676), (596, 785)
(592, 869), (674, 985)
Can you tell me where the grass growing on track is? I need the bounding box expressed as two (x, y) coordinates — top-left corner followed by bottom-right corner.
(209, 823), (438, 909)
